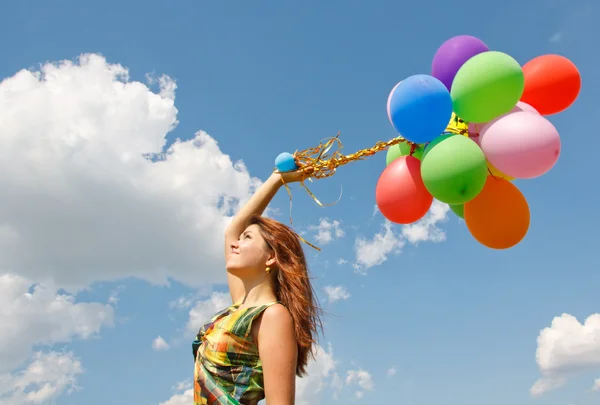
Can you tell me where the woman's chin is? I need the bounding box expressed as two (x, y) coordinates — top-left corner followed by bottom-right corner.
(225, 261), (245, 273)
(225, 263), (260, 277)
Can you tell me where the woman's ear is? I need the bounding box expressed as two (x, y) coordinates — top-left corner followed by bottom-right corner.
(266, 256), (276, 268)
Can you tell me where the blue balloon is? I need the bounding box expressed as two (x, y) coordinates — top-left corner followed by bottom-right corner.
(388, 74), (453, 144)
(275, 152), (298, 172)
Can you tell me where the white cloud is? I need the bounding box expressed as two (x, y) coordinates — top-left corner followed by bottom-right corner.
(346, 368), (374, 390)
(354, 200), (449, 271)
(107, 285), (125, 305)
(295, 343), (338, 405)
(157, 381), (194, 405)
(336, 258), (347, 265)
(309, 218), (345, 245)
(186, 291), (232, 336)
(530, 377), (566, 397)
(331, 372), (343, 400)
(0, 351), (83, 405)
(593, 378), (600, 391)
(169, 294), (197, 310)
(0, 53), (260, 292)
(0, 273), (114, 373)
(323, 285), (351, 303)
(401, 200), (449, 244)
(550, 32), (563, 42)
(346, 368), (374, 399)
(354, 222), (404, 271)
(531, 313), (600, 396)
(372, 205), (379, 217)
(158, 388), (194, 405)
(387, 366), (397, 377)
(152, 336), (170, 351)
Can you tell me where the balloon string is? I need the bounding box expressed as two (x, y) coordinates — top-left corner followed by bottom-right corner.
(279, 114), (471, 251)
(278, 176), (322, 252)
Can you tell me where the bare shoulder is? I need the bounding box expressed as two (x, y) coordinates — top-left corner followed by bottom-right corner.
(252, 303), (295, 344)
(262, 303), (293, 325)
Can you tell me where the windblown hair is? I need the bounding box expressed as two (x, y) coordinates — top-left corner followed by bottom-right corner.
(248, 215), (323, 377)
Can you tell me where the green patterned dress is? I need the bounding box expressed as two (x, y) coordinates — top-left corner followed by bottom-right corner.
(193, 301), (279, 405)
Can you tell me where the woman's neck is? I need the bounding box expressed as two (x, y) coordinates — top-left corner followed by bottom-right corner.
(238, 278), (277, 307)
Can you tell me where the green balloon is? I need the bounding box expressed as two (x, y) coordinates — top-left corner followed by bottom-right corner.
(420, 134), (488, 205)
(386, 142), (425, 165)
(449, 204), (464, 219)
(451, 51), (524, 123)
(421, 133), (452, 161)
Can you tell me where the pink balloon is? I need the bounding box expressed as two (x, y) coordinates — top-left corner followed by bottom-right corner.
(468, 102), (539, 136)
(386, 81), (401, 125)
(480, 111), (561, 179)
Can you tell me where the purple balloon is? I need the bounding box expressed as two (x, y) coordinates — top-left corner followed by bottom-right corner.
(432, 35), (489, 91)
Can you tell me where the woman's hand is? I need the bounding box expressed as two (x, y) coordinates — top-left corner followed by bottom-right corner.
(274, 161), (315, 185)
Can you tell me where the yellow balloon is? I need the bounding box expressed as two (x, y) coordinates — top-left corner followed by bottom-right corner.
(446, 113), (469, 136)
(487, 161), (514, 181)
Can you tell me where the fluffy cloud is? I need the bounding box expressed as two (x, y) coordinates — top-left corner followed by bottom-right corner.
(309, 218), (345, 245)
(531, 313), (600, 396)
(0, 53), (260, 292)
(346, 368), (374, 399)
(0, 351), (83, 405)
(354, 221), (403, 270)
(185, 291), (232, 337)
(354, 200), (448, 271)
(152, 336), (170, 351)
(290, 343), (339, 405)
(401, 200), (449, 244)
(0, 53), (264, 405)
(158, 387), (194, 405)
(0, 273), (114, 373)
(323, 285), (351, 303)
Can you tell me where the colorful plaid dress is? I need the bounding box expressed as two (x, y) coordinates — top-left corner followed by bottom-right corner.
(192, 301), (279, 405)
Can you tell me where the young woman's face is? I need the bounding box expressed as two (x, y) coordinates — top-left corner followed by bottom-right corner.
(226, 224), (274, 274)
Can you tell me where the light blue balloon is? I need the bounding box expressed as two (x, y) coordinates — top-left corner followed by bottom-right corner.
(388, 74), (453, 144)
(275, 152), (298, 172)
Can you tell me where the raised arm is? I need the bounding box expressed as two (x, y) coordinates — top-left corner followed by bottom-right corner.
(224, 167), (313, 303)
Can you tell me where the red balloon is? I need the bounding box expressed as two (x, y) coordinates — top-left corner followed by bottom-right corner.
(521, 54), (581, 115)
(375, 156), (433, 224)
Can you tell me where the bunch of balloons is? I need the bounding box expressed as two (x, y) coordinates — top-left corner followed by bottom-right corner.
(378, 35), (581, 249)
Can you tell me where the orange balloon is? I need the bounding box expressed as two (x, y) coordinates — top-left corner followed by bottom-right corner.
(521, 54), (581, 115)
(375, 156), (433, 224)
(464, 177), (530, 249)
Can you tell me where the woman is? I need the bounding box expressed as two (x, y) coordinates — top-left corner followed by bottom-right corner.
(193, 165), (323, 405)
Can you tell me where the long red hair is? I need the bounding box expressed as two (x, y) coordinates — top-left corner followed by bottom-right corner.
(248, 215), (323, 377)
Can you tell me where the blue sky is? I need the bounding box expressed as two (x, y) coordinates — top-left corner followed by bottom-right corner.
(0, 0), (598, 404)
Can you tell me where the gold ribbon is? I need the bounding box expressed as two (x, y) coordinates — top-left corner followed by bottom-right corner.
(278, 113), (470, 250)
